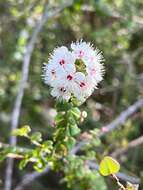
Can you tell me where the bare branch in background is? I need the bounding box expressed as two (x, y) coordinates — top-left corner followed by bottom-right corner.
(8, 98), (142, 189)
(99, 98), (143, 136)
(80, 4), (143, 25)
(14, 161), (140, 190)
(14, 166), (50, 190)
(87, 161), (140, 184)
(111, 135), (143, 158)
(71, 98), (143, 154)
(4, 1), (73, 190)
(13, 96), (143, 190)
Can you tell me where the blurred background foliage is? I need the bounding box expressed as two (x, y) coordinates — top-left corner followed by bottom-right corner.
(0, 0), (143, 189)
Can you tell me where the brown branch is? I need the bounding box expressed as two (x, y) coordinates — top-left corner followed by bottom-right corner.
(111, 135), (143, 158)
(4, 2), (73, 190)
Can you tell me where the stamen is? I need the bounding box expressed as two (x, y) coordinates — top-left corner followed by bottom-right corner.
(80, 82), (85, 87)
(51, 70), (55, 75)
(60, 87), (66, 92)
(59, 59), (65, 65)
(67, 75), (73, 80)
(79, 50), (84, 58)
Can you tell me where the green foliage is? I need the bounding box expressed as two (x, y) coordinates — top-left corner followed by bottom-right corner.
(62, 155), (107, 190)
(30, 132), (42, 144)
(0, 146), (17, 162)
(68, 123), (81, 136)
(2, 101), (114, 189)
(70, 107), (81, 120)
(12, 125), (31, 137)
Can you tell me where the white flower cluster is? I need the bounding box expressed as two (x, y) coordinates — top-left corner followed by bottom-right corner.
(43, 40), (104, 102)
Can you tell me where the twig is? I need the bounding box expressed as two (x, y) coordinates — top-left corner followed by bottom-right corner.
(6, 153), (24, 159)
(0, 142), (9, 149)
(4, 2), (73, 190)
(111, 135), (143, 158)
(71, 98), (143, 154)
(12, 97), (143, 189)
(112, 174), (126, 190)
(14, 166), (50, 190)
(80, 4), (143, 25)
(14, 161), (140, 190)
(99, 98), (143, 136)
(87, 161), (140, 184)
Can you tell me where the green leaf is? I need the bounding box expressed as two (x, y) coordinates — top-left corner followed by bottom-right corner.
(53, 128), (66, 141)
(70, 107), (81, 120)
(19, 158), (29, 170)
(56, 101), (72, 111)
(69, 124), (81, 136)
(30, 132), (42, 143)
(99, 156), (120, 176)
(0, 146), (18, 162)
(42, 140), (53, 153)
(64, 137), (76, 150)
(12, 125), (31, 137)
(33, 159), (46, 172)
(0, 155), (6, 162)
(55, 113), (64, 124)
(92, 138), (101, 147)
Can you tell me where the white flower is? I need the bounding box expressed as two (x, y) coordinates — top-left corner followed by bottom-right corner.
(49, 46), (75, 71)
(43, 40), (104, 103)
(73, 75), (95, 101)
(71, 39), (94, 62)
(43, 63), (58, 86)
(86, 49), (104, 82)
(51, 86), (71, 101)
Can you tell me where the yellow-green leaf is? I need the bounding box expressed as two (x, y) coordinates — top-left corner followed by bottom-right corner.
(12, 125), (31, 137)
(99, 156), (120, 176)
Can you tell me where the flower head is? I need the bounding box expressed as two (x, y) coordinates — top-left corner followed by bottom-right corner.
(43, 40), (104, 103)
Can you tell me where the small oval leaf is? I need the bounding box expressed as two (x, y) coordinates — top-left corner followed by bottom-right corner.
(99, 156), (120, 176)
